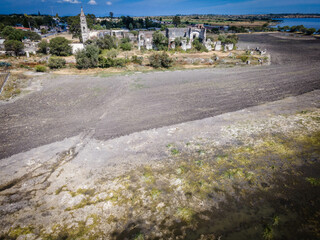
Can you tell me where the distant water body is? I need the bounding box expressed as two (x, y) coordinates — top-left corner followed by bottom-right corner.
(273, 18), (320, 29)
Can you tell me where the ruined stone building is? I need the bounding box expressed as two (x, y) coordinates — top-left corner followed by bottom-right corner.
(166, 27), (207, 50)
(96, 30), (136, 42)
(79, 8), (215, 52)
(138, 31), (157, 50)
(137, 25), (212, 51)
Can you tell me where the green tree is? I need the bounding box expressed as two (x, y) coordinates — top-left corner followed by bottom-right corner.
(172, 16), (181, 27)
(283, 26), (290, 31)
(5, 40), (24, 55)
(41, 28), (48, 34)
(24, 31), (41, 41)
(75, 45), (99, 69)
(305, 28), (316, 35)
(49, 37), (72, 56)
(95, 35), (116, 50)
(0, 23), (5, 32)
(37, 40), (49, 54)
(109, 12), (114, 18)
(1, 26), (24, 41)
(152, 31), (168, 50)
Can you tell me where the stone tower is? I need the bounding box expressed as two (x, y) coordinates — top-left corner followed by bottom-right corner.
(80, 7), (89, 43)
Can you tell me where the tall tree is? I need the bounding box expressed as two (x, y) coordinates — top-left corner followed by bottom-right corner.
(109, 12), (114, 18)
(172, 16), (181, 27)
(5, 40), (24, 55)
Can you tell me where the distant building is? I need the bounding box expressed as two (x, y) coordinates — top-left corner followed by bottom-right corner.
(13, 27), (31, 31)
(77, 7), (212, 51)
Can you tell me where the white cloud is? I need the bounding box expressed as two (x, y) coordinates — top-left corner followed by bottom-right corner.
(88, 0), (97, 4)
(106, 1), (112, 5)
(60, 0), (81, 3)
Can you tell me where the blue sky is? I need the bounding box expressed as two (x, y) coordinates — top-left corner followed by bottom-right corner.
(0, 0), (320, 16)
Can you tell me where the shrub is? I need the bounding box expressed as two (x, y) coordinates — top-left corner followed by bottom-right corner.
(130, 30), (138, 36)
(0, 62), (11, 67)
(239, 55), (249, 63)
(35, 65), (47, 72)
(98, 57), (128, 68)
(106, 49), (118, 59)
(131, 55), (143, 65)
(218, 34), (238, 45)
(75, 45), (99, 69)
(37, 40), (49, 54)
(99, 56), (114, 68)
(48, 57), (66, 69)
(192, 38), (208, 52)
(49, 37), (72, 56)
(120, 42), (132, 51)
(149, 52), (173, 68)
(113, 58), (128, 67)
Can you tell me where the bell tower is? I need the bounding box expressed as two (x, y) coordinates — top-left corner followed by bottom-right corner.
(80, 6), (89, 43)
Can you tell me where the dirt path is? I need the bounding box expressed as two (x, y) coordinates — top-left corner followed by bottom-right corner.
(0, 90), (319, 239)
(1, 33), (320, 159)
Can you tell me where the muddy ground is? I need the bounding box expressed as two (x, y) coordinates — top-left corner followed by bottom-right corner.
(0, 33), (320, 239)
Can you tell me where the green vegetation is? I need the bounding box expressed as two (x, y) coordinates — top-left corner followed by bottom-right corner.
(75, 45), (99, 69)
(192, 38), (208, 52)
(218, 34), (239, 45)
(37, 40), (49, 54)
(34, 65), (47, 72)
(95, 35), (117, 50)
(4, 40), (24, 55)
(98, 56), (128, 68)
(278, 25), (318, 35)
(119, 37), (132, 51)
(172, 16), (181, 26)
(48, 57), (66, 69)
(131, 55), (143, 65)
(0, 13), (60, 31)
(239, 54), (249, 62)
(1, 26), (40, 41)
(149, 52), (173, 68)
(152, 31), (168, 51)
(49, 37), (72, 56)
